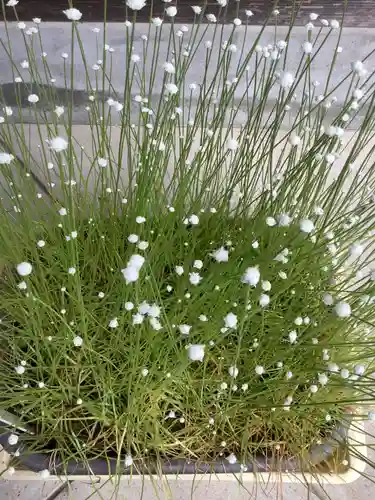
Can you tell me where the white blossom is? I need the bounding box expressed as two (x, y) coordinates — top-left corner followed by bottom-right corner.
(109, 317), (119, 328)
(179, 324), (191, 335)
(132, 313), (144, 325)
(255, 365), (264, 375)
(163, 62), (175, 74)
(191, 6), (201, 14)
(128, 254), (145, 270)
(98, 158), (107, 168)
(6, 0), (19, 6)
(54, 106), (64, 117)
(226, 453), (237, 465)
(8, 433), (19, 445)
(15, 365), (25, 374)
(126, 0), (146, 10)
(189, 214), (199, 225)
(188, 344), (205, 362)
(50, 136), (68, 152)
(352, 60), (367, 77)
(224, 312), (237, 329)
(318, 373), (328, 386)
(211, 247), (229, 263)
(279, 72), (295, 89)
(288, 330), (297, 343)
(124, 455), (133, 467)
(149, 317), (162, 331)
(63, 8), (83, 21)
(17, 281), (27, 289)
(259, 294), (270, 307)
(16, 262), (32, 276)
(310, 385), (318, 393)
(323, 293), (334, 307)
(228, 366), (239, 378)
(198, 314), (208, 322)
(341, 368), (350, 379)
(0, 152), (14, 164)
(302, 41), (313, 54)
(68, 267), (76, 275)
(27, 94), (39, 103)
(165, 83), (178, 94)
(334, 301), (351, 318)
(136, 216), (146, 224)
(289, 134), (301, 147)
(152, 17), (163, 26)
(330, 19), (340, 29)
(262, 280), (271, 291)
(300, 219), (315, 233)
(73, 335), (83, 347)
(166, 6), (177, 17)
(141, 368), (149, 377)
(278, 213), (292, 226)
(175, 266), (184, 276)
(206, 14), (217, 23)
(241, 267), (260, 286)
(266, 216), (276, 227)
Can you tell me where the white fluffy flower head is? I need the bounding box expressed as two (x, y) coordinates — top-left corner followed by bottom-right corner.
(63, 8), (83, 21)
(241, 267), (260, 286)
(126, 0), (146, 10)
(50, 136), (68, 152)
(188, 344), (205, 362)
(211, 247), (228, 263)
(16, 262), (32, 276)
(224, 312), (237, 329)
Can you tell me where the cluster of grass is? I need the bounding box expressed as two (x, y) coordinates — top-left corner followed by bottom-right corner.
(0, 0), (375, 485)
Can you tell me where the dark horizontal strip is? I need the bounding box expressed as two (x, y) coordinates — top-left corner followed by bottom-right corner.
(0, 0), (374, 27)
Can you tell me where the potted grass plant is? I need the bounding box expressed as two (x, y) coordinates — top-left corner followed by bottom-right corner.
(0, 0), (375, 492)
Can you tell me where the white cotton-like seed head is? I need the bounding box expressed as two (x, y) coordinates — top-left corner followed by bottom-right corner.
(132, 313), (144, 325)
(38, 382), (45, 388)
(122, 266), (139, 283)
(50, 136), (68, 152)
(228, 365), (239, 378)
(17, 281), (27, 290)
(189, 214), (199, 225)
(318, 373), (328, 385)
(302, 41), (313, 54)
(354, 364), (365, 376)
(349, 243), (363, 258)
(175, 266), (184, 276)
(138, 301), (151, 315)
(279, 71), (294, 89)
(136, 216), (146, 224)
(211, 247), (229, 263)
(224, 312), (237, 329)
(126, 0), (146, 10)
(259, 294), (270, 307)
(179, 324), (191, 335)
(128, 234), (139, 243)
(98, 292), (105, 298)
(227, 138), (238, 151)
(8, 433), (19, 446)
(206, 14), (217, 23)
(228, 44), (237, 53)
(278, 213), (292, 226)
(294, 317), (303, 326)
(300, 219), (315, 233)
(149, 317), (162, 331)
(226, 453), (237, 465)
(16, 262), (32, 276)
(98, 157), (107, 168)
(330, 19), (340, 29)
(166, 6), (177, 17)
(288, 330), (297, 343)
(15, 365), (25, 374)
(59, 207), (67, 216)
(191, 6), (201, 14)
(353, 88), (364, 100)
(109, 318), (118, 328)
(266, 216), (276, 227)
(261, 280), (271, 291)
(37, 240), (45, 248)
(241, 267), (260, 286)
(0, 152), (14, 164)
(128, 254), (145, 270)
(189, 272), (202, 285)
(335, 301), (351, 318)
(27, 94), (39, 103)
(323, 293), (334, 306)
(328, 363), (339, 373)
(39, 469), (50, 479)
(255, 365), (264, 375)
(163, 61), (175, 74)
(73, 335), (83, 347)
(193, 259), (203, 269)
(309, 13), (318, 21)
(188, 344), (205, 362)
(148, 304), (160, 318)
(199, 314), (208, 322)
(68, 267), (76, 275)
(165, 83), (178, 94)
(124, 301), (134, 311)
(63, 8), (82, 20)
(141, 368), (149, 377)
(289, 134), (301, 147)
(310, 384), (318, 393)
(341, 368), (350, 379)
(124, 454), (133, 467)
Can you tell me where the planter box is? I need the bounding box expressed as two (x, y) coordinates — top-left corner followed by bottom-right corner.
(0, 417), (367, 484)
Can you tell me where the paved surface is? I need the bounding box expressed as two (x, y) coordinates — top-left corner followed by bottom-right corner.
(1, 0), (375, 27)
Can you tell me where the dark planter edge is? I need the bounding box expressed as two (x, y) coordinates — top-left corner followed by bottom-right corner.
(0, 416), (352, 476)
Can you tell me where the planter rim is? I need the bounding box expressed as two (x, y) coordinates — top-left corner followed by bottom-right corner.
(0, 416), (367, 484)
